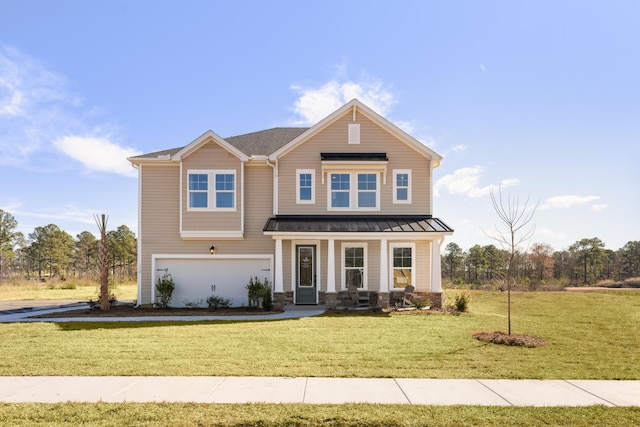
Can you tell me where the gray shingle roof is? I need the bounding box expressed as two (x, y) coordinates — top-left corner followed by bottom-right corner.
(131, 127), (309, 160)
(226, 127), (308, 156)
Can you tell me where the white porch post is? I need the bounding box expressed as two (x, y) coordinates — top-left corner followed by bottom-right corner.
(326, 239), (336, 293)
(275, 238), (284, 293)
(379, 239), (389, 292)
(431, 238), (443, 292)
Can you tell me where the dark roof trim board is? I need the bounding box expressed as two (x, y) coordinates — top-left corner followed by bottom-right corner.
(321, 153), (388, 161)
(263, 215), (453, 234)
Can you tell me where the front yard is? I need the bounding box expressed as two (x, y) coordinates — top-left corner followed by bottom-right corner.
(0, 290), (638, 379)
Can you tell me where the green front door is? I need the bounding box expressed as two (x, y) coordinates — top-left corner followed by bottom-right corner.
(296, 245), (316, 304)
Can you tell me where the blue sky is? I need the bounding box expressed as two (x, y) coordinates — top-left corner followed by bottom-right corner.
(1, 0), (638, 252)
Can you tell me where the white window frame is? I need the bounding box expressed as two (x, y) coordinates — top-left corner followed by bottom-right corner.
(187, 169), (236, 211)
(389, 243), (416, 290)
(328, 172), (380, 211)
(393, 169), (412, 204)
(341, 242), (368, 290)
(296, 169), (315, 204)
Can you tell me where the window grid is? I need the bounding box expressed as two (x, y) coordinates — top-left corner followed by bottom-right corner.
(344, 245), (366, 289)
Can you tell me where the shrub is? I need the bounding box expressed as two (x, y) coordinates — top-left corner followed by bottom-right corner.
(261, 279), (273, 311)
(183, 299), (205, 308)
(246, 276), (273, 310)
(454, 290), (471, 312)
(155, 271), (175, 308)
(206, 294), (232, 309)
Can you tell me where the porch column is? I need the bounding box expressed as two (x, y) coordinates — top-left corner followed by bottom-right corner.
(275, 238), (284, 293)
(379, 239), (389, 292)
(431, 238), (443, 293)
(378, 239), (390, 309)
(326, 238), (337, 308)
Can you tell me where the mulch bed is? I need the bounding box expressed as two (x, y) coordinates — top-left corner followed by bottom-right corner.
(472, 330), (547, 347)
(30, 304), (282, 318)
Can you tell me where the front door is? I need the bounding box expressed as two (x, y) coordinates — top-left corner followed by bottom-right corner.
(296, 245), (316, 304)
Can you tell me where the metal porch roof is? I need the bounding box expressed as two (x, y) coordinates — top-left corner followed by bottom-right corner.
(263, 215), (453, 234)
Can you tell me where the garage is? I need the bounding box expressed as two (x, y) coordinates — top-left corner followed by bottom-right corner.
(153, 255), (273, 308)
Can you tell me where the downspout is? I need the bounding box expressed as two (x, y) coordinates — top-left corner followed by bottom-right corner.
(266, 157), (278, 216)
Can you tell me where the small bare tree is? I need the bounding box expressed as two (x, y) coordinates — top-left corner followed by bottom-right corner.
(484, 186), (538, 335)
(94, 214), (110, 311)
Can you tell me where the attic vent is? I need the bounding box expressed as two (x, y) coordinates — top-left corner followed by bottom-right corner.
(348, 124), (360, 144)
(157, 154), (171, 159)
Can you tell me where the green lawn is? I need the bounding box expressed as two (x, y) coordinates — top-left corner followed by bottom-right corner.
(0, 281), (137, 301)
(0, 290), (638, 379)
(0, 403), (639, 427)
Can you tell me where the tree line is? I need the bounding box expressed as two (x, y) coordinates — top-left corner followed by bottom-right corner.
(442, 238), (640, 289)
(0, 209), (136, 282)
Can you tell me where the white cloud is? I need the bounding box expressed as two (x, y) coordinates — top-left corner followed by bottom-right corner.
(0, 45), (126, 172)
(591, 203), (608, 212)
(54, 136), (140, 177)
(434, 166), (519, 198)
(540, 195), (600, 210)
(290, 78), (396, 125)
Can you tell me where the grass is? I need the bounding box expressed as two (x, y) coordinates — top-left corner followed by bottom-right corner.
(0, 290), (638, 379)
(0, 403), (638, 426)
(0, 280), (137, 301)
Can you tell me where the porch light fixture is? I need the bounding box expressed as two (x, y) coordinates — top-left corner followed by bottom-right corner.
(209, 245), (216, 254)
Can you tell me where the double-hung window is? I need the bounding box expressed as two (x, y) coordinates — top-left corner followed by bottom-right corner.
(329, 172), (379, 210)
(393, 170), (411, 203)
(390, 243), (415, 289)
(343, 243), (367, 289)
(296, 169), (315, 204)
(188, 173), (208, 208)
(187, 170), (236, 210)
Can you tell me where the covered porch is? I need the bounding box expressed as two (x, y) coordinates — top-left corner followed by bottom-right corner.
(263, 215), (454, 310)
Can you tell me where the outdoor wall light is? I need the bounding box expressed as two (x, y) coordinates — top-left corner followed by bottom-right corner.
(209, 245), (216, 254)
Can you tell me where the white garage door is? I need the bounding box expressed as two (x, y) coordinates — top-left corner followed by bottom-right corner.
(154, 256), (272, 308)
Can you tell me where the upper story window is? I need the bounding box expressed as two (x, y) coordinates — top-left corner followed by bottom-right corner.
(187, 170), (236, 210)
(393, 169), (411, 203)
(296, 169), (315, 204)
(329, 172), (379, 210)
(188, 173), (208, 208)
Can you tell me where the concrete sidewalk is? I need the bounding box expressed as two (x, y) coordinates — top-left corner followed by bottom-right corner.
(0, 376), (638, 406)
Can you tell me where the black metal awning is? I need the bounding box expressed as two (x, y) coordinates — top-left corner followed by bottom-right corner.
(263, 215), (453, 233)
(321, 152), (388, 161)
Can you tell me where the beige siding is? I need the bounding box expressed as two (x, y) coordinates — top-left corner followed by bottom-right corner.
(181, 141), (242, 231)
(138, 163), (274, 305)
(277, 112), (432, 215)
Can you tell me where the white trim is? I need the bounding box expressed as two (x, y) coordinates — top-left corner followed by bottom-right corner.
(136, 164), (143, 306)
(389, 242), (416, 290)
(393, 169), (412, 204)
(296, 169), (315, 204)
(180, 230), (244, 240)
(341, 242), (368, 290)
(327, 172), (381, 212)
(240, 163), (245, 234)
(290, 240), (322, 304)
(186, 169), (237, 211)
(269, 99), (443, 168)
(173, 130), (249, 162)
(266, 232), (452, 241)
(321, 161), (387, 185)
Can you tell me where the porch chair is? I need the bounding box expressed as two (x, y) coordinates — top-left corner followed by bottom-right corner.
(401, 285), (415, 307)
(348, 285), (370, 308)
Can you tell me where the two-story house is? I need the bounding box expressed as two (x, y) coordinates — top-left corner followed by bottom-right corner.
(128, 99), (453, 310)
